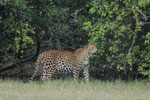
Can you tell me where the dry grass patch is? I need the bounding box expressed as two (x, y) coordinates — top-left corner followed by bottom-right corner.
(0, 79), (149, 100)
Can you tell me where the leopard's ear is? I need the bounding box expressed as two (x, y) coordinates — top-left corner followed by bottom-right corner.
(84, 44), (90, 48)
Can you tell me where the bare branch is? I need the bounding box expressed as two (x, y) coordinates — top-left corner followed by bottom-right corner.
(132, 5), (148, 21)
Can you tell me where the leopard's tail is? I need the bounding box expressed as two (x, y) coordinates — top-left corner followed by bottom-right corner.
(29, 56), (41, 81)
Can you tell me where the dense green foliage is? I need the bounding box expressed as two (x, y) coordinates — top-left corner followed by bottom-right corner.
(0, 0), (150, 80)
(83, 0), (150, 79)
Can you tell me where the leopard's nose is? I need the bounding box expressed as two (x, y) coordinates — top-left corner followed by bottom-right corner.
(95, 49), (98, 53)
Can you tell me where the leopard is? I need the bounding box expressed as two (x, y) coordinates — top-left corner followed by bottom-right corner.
(30, 44), (98, 82)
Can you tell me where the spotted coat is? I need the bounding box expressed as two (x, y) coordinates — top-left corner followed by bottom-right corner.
(30, 44), (98, 82)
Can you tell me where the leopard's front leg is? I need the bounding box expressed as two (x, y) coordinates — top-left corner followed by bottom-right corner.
(83, 65), (89, 82)
(73, 66), (81, 81)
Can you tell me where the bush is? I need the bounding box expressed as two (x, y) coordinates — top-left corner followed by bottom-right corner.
(83, 0), (150, 79)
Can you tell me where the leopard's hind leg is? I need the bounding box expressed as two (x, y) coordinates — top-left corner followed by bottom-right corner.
(41, 63), (56, 81)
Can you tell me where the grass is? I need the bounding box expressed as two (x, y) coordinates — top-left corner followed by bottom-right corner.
(0, 79), (150, 100)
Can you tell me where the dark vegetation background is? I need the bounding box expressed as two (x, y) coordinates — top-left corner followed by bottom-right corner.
(0, 0), (150, 80)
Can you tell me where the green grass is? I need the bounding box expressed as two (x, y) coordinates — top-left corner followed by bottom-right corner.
(0, 79), (149, 100)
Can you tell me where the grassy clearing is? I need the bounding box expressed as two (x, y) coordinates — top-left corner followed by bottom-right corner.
(0, 79), (149, 100)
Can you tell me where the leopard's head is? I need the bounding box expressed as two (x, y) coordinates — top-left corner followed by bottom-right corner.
(84, 44), (98, 56)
